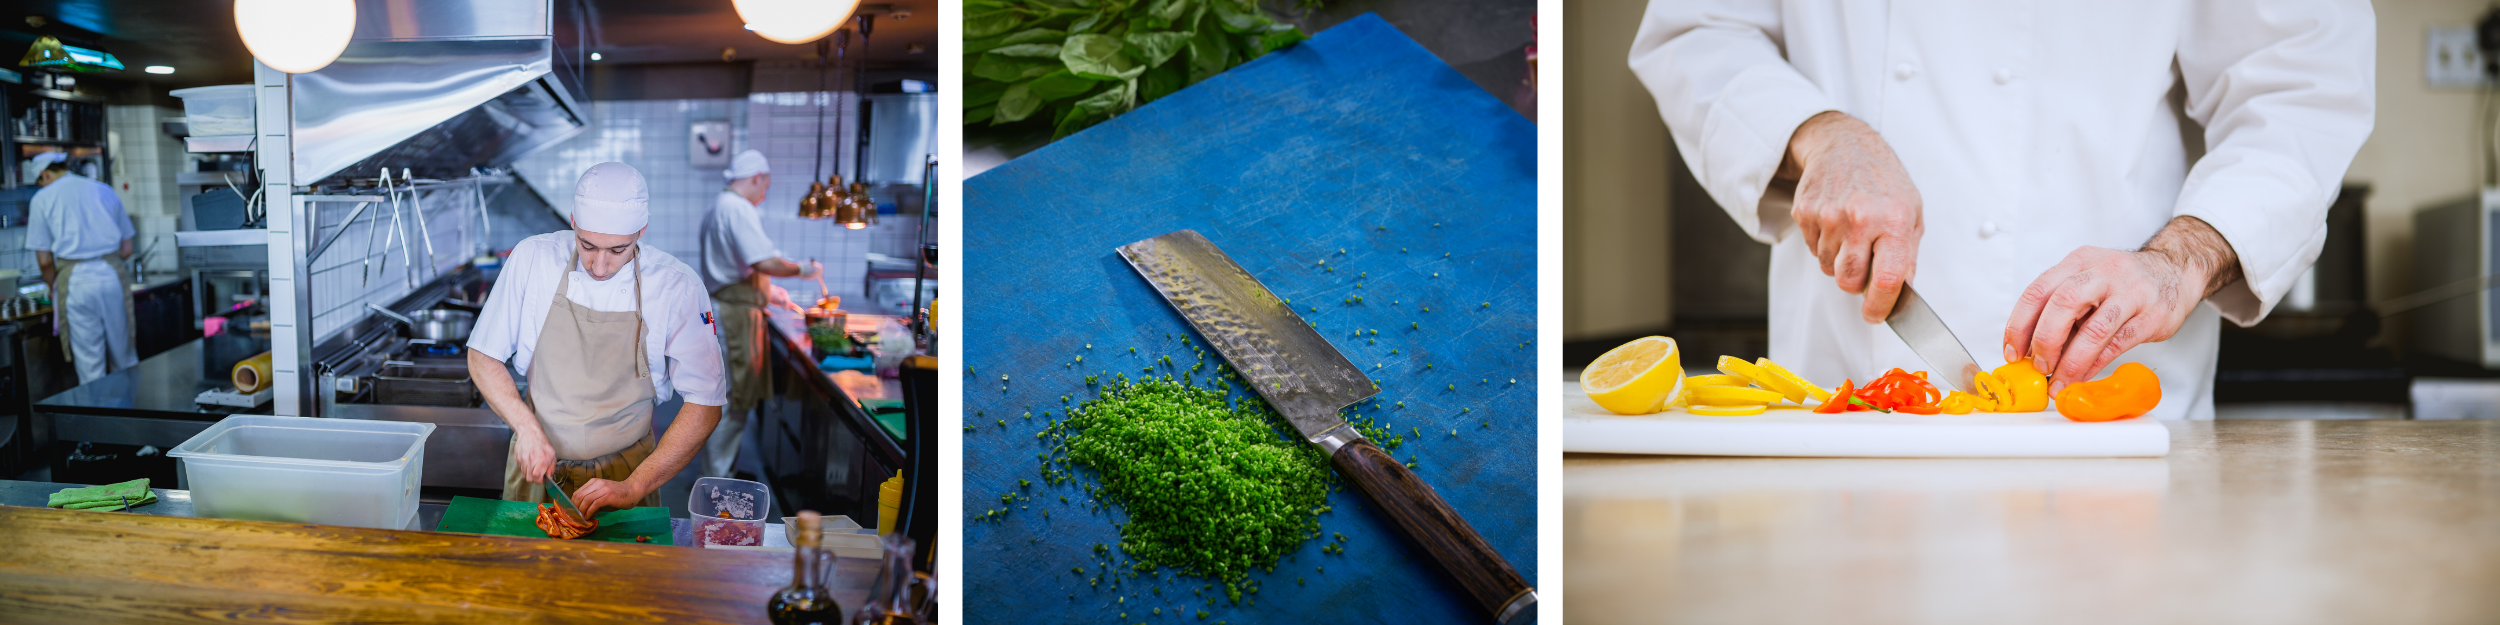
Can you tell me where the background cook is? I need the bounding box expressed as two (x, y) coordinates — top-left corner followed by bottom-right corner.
(697, 149), (821, 480)
(466, 161), (729, 516)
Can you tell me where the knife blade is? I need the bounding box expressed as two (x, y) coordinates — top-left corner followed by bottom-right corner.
(1884, 285), (1986, 394)
(544, 481), (587, 526)
(1118, 230), (1536, 625)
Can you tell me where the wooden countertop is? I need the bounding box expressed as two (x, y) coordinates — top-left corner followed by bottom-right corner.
(0, 505), (855, 623)
(1563, 420), (2500, 624)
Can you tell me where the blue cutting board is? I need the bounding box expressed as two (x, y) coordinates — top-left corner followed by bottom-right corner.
(964, 14), (1536, 624)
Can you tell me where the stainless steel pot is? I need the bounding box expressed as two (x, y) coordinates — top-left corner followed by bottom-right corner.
(366, 304), (476, 343)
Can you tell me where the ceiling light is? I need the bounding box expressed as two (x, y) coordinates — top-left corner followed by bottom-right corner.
(145, 65), (174, 74)
(731, 0), (860, 44)
(234, 0), (357, 74)
(589, 52), (602, 61)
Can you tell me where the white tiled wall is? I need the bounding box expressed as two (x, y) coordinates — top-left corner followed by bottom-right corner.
(510, 94), (924, 311)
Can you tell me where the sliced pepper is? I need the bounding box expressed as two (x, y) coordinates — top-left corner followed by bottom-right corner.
(1814, 380), (1855, 414)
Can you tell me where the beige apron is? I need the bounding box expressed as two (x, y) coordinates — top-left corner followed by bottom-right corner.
(500, 246), (662, 507)
(710, 270), (773, 413)
(50, 257), (136, 366)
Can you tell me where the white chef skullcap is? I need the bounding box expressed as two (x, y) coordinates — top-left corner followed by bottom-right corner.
(723, 149), (770, 181)
(572, 162), (649, 235)
(30, 152), (65, 167)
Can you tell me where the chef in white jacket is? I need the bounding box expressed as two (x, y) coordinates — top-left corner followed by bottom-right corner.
(26, 153), (138, 382)
(1629, 1), (2375, 420)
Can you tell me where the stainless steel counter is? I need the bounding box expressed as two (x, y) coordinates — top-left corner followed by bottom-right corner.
(1564, 420), (2500, 624)
(30, 336), (269, 450)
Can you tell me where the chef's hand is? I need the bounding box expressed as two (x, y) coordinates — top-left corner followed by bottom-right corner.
(2005, 216), (2242, 393)
(766, 285), (804, 313)
(798, 260), (824, 281)
(1781, 111), (1925, 323)
(572, 477), (647, 518)
(514, 430), (556, 484)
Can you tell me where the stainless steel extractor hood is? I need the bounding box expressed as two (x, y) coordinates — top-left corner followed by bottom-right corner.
(289, 0), (586, 187)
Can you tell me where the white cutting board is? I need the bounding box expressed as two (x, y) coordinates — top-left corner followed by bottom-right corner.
(1562, 393), (2169, 458)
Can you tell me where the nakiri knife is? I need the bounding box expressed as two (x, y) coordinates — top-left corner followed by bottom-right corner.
(1884, 284), (1987, 394)
(1118, 230), (1537, 625)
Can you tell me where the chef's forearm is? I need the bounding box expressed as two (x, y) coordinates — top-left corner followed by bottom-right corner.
(35, 251), (53, 283)
(2144, 215), (2243, 300)
(629, 402), (722, 494)
(753, 257), (802, 278)
(468, 349), (546, 440)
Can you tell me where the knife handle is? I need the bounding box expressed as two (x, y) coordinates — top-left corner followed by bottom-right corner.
(1331, 438), (1536, 624)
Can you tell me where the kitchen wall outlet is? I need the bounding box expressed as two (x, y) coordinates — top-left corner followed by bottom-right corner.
(2429, 26), (2488, 89)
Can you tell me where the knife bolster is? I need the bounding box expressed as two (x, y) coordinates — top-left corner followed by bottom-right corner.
(1329, 438), (1532, 620)
(1311, 423), (1365, 456)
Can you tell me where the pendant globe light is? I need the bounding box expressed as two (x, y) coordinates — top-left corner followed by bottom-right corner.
(234, 0), (357, 73)
(732, 0), (861, 45)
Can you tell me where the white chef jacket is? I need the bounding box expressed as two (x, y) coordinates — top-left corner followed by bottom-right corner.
(1630, 0), (2375, 420)
(469, 231), (729, 407)
(26, 173), (133, 260)
(698, 190), (781, 293)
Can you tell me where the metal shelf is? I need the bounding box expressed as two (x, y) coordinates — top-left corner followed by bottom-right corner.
(185, 135), (255, 153)
(10, 135), (99, 146)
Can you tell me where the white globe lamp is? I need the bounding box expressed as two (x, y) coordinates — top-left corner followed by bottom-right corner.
(234, 0), (358, 74)
(732, 0), (860, 45)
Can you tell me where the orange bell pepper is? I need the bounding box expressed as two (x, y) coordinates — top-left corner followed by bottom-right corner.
(2055, 362), (2162, 422)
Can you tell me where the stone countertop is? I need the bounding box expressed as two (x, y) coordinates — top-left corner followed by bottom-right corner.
(1563, 420), (2500, 624)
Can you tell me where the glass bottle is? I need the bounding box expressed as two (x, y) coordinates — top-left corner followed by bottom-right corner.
(769, 511), (842, 625)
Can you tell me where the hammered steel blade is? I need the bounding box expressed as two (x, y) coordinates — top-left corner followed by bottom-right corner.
(1117, 230), (1376, 440)
(1884, 285), (1986, 394)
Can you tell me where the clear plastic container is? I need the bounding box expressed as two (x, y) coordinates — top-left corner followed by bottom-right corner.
(167, 85), (256, 137)
(691, 476), (771, 547)
(166, 415), (434, 529)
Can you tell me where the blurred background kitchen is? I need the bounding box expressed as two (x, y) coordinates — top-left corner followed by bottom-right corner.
(1565, 0), (2500, 421)
(0, 0), (939, 553)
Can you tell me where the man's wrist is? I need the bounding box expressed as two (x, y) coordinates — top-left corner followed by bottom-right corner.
(2144, 216), (2242, 300)
(1778, 110), (1848, 181)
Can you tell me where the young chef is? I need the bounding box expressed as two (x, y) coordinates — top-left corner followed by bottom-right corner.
(467, 162), (728, 515)
(696, 149), (820, 479)
(1628, 1), (2373, 419)
(26, 152), (138, 382)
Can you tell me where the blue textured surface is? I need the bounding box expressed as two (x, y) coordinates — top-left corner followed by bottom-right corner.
(963, 14), (1536, 624)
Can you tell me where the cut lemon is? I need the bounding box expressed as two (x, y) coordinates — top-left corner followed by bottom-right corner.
(1689, 404), (1767, 417)
(1581, 336), (1684, 415)
(1716, 356), (1802, 403)
(1690, 385), (1784, 406)
(1755, 358), (1832, 403)
(1685, 374), (1751, 388)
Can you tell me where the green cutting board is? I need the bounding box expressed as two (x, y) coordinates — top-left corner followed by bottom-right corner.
(436, 496), (675, 545)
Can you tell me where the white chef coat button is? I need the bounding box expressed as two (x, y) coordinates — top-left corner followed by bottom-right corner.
(1894, 63), (1918, 80)
(1994, 68), (2015, 85)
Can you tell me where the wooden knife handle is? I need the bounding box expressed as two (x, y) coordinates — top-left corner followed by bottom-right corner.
(1330, 438), (1535, 623)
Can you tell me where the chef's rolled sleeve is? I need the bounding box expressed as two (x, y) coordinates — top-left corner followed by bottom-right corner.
(2173, 0), (2375, 326)
(663, 290), (729, 407)
(1628, 1), (1839, 245)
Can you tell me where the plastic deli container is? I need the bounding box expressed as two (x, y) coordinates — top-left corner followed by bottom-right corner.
(166, 415), (434, 530)
(690, 476), (771, 547)
(167, 85), (256, 137)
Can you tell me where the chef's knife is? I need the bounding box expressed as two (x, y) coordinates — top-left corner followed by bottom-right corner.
(1118, 230), (1537, 625)
(544, 481), (587, 526)
(1884, 285), (1986, 394)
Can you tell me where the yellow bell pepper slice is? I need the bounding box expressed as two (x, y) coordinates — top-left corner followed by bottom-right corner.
(1992, 360), (2051, 412)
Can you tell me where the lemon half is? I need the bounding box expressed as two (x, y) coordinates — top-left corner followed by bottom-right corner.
(1582, 336), (1684, 415)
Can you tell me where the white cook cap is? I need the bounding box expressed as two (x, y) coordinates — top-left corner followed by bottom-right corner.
(30, 152), (65, 167)
(723, 149), (770, 181)
(572, 162), (649, 235)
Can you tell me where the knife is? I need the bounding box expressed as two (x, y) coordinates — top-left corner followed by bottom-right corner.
(1118, 230), (1537, 625)
(544, 481), (588, 527)
(1884, 284), (1987, 394)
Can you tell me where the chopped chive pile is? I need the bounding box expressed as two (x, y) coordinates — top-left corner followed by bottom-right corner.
(1044, 377), (1334, 602)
